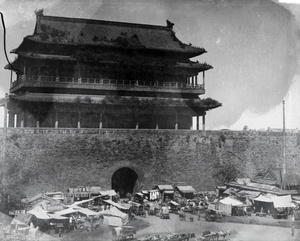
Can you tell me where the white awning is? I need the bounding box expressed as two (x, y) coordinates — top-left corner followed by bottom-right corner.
(254, 195), (273, 203)
(103, 199), (129, 210)
(219, 197), (243, 207)
(99, 190), (117, 197)
(27, 206), (50, 220)
(73, 198), (94, 205)
(47, 213), (68, 220)
(271, 195), (296, 208)
(56, 208), (78, 216)
(103, 216), (123, 227)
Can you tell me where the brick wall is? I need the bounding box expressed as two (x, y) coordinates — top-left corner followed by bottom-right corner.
(0, 128), (299, 198)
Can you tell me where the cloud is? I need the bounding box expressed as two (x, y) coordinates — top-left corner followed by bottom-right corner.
(229, 75), (300, 130)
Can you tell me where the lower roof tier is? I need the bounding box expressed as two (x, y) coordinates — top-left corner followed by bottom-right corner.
(9, 93), (221, 116)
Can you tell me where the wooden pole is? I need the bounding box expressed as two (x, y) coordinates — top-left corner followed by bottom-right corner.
(282, 100), (286, 190)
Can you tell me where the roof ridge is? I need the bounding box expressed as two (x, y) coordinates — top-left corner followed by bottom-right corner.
(41, 15), (172, 31)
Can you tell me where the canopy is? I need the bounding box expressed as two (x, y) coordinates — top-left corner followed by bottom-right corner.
(103, 199), (129, 210)
(110, 206), (129, 225)
(27, 206), (50, 219)
(271, 195), (296, 208)
(47, 213), (68, 220)
(103, 215), (123, 227)
(219, 197), (243, 207)
(73, 207), (98, 216)
(56, 208), (78, 216)
(99, 190), (117, 197)
(254, 194), (273, 203)
(74, 198), (94, 205)
(66, 204), (98, 216)
(89, 186), (102, 194)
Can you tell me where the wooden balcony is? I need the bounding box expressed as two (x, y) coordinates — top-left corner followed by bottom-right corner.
(10, 75), (205, 95)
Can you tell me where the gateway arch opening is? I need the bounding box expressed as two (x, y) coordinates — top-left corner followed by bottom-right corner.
(112, 167), (138, 198)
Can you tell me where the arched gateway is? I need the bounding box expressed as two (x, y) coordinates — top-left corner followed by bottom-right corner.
(111, 167), (138, 198)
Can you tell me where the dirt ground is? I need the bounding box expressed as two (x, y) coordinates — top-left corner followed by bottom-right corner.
(47, 212), (300, 241)
(136, 212), (300, 241)
(3, 211), (299, 241)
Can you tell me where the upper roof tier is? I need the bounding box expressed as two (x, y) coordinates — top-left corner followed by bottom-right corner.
(13, 11), (206, 58)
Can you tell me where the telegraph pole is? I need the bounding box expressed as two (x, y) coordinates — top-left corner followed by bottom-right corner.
(281, 100), (286, 190)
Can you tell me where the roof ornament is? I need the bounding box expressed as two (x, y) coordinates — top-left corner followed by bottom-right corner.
(166, 20), (174, 29)
(34, 8), (44, 34)
(34, 8), (44, 17)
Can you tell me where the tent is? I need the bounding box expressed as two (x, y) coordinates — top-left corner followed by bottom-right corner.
(253, 194), (274, 213)
(63, 204), (98, 216)
(27, 206), (51, 219)
(47, 213), (68, 220)
(254, 194), (273, 203)
(99, 190), (117, 197)
(103, 199), (129, 210)
(110, 206), (129, 225)
(73, 198), (94, 206)
(56, 208), (78, 216)
(103, 215), (123, 227)
(271, 195), (296, 208)
(72, 206), (98, 216)
(97, 207), (129, 225)
(219, 197), (243, 207)
(218, 197), (244, 216)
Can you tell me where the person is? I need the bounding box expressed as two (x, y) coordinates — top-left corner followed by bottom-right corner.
(291, 224), (295, 237)
(190, 233), (197, 241)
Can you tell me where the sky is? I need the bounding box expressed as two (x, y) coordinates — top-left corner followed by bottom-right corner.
(0, 0), (299, 130)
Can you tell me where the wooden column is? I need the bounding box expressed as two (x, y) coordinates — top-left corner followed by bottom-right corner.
(77, 63), (81, 83)
(196, 115), (199, 130)
(175, 114), (178, 130)
(8, 111), (14, 128)
(155, 115), (159, 129)
(20, 111), (24, 128)
(36, 111), (40, 128)
(203, 71), (205, 88)
(55, 111), (58, 128)
(13, 113), (17, 128)
(202, 115), (206, 131)
(55, 68), (59, 82)
(77, 112), (81, 128)
(136, 115), (139, 129)
(99, 113), (103, 129)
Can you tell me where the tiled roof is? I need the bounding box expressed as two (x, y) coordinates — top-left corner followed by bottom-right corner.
(21, 15), (205, 56)
(175, 186), (196, 193)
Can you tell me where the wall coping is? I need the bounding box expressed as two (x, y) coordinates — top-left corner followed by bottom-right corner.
(0, 127), (298, 136)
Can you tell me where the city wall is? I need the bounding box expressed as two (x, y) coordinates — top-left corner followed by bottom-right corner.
(0, 128), (299, 197)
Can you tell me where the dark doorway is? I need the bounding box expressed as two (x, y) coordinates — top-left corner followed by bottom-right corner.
(112, 168), (138, 198)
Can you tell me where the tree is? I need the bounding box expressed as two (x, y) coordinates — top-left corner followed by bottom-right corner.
(213, 162), (238, 185)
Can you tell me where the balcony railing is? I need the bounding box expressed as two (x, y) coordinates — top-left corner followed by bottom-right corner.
(11, 75), (205, 91)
